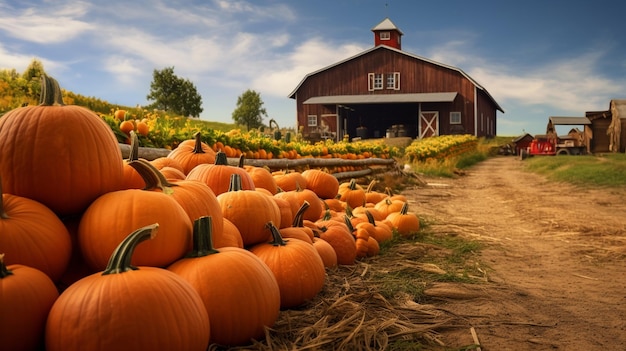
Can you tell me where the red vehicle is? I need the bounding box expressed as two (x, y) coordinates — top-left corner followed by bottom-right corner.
(522, 134), (587, 158)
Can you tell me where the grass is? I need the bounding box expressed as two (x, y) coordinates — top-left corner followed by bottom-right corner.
(523, 153), (626, 188)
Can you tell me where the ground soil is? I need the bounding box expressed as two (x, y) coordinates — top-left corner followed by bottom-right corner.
(405, 156), (626, 350)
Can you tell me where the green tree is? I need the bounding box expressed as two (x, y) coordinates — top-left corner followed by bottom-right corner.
(146, 67), (203, 117)
(21, 58), (45, 100)
(232, 89), (267, 131)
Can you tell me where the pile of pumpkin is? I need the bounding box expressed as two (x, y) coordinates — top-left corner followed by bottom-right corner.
(0, 75), (421, 351)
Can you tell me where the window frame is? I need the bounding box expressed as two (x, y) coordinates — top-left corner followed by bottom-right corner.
(307, 115), (318, 127)
(379, 31), (390, 40)
(450, 111), (462, 125)
(368, 73), (384, 91)
(386, 72), (400, 90)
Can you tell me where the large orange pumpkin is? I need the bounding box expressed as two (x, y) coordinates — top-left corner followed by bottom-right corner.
(273, 185), (323, 222)
(0, 176), (71, 282)
(0, 254), (59, 351)
(46, 224), (210, 351)
(0, 74), (124, 216)
(301, 169), (339, 199)
(168, 217), (280, 346)
(186, 151), (255, 196)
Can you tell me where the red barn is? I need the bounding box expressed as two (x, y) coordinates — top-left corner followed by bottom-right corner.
(288, 18), (504, 141)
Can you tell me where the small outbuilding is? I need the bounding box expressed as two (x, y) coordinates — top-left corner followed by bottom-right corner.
(585, 99), (626, 153)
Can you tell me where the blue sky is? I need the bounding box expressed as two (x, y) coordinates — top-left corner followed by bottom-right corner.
(1, 0), (625, 136)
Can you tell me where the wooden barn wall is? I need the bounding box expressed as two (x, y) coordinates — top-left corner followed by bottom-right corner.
(295, 48), (484, 136)
(591, 118), (611, 153)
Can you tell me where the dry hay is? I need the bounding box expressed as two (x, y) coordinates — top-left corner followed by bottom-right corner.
(212, 257), (460, 351)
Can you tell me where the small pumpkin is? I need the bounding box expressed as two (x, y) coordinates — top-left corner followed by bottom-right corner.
(249, 222), (326, 308)
(273, 184), (323, 222)
(338, 179), (366, 209)
(301, 169), (339, 199)
(312, 237), (338, 268)
(245, 165), (278, 194)
(386, 202), (420, 237)
(315, 218), (356, 265)
(0, 254), (59, 351)
(273, 170), (307, 192)
(166, 131), (216, 174)
(46, 224), (210, 351)
(186, 151), (255, 196)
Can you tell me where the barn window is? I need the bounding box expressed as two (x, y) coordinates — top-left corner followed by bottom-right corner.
(307, 115), (318, 127)
(368, 73), (384, 91)
(386, 72), (400, 90)
(379, 31), (390, 40)
(450, 112), (461, 124)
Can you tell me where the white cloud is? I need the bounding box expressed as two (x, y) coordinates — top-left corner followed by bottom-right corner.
(0, 1), (93, 43)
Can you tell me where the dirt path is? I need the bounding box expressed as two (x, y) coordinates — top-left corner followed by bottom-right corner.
(405, 156), (626, 350)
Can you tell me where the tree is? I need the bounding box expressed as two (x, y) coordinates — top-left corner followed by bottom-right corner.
(232, 89), (267, 131)
(146, 67), (203, 117)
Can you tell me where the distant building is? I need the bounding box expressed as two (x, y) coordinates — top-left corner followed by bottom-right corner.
(288, 17), (504, 141)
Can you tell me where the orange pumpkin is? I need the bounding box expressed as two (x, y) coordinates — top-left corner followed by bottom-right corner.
(312, 237), (338, 268)
(0, 177), (71, 282)
(338, 179), (366, 209)
(315, 219), (356, 265)
(249, 222), (326, 308)
(273, 171), (307, 192)
(168, 217), (280, 346)
(215, 218), (244, 248)
(0, 254), (59, 351)
(217, 174), (281, 247)
(245, 165), (278, 194)
(0, 74), (124, 216)
(46, 224), (210, 351)
(121, 131), (146, 189)
(167, 131), (216, 174)
(186, 151), (255, 196)
(386, 202), (420, 237)
(273, 185), (323, 222)
(301, 169), (339, 199)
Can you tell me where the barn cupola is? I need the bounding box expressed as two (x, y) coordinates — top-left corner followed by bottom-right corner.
(371, 17), (403, 50)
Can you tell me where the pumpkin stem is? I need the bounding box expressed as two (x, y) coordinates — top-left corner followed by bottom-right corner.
(365, 210), (376, 225)
(0, 177), (9, 219)
(321, 208), (333, 221)
(238, 154), (245, 168)
(227, 173), (243, 192)
(365, 179), (378, 193)
(214, 151), (229, 165)
(348, 178), (358, 190)
(0, 254), (14, 278)
(266, 221), (288, 246)
(187, 216), (219, 257)
(291, 201), (310, 227)
(102, 223), (159, 275)
(39, 74), (65, 106)
(127, 131), (140, 161)
(128, 159), (176, 195)
(343, 215), (355, 234)
(192, 132), (206, 154)
(400, 202), (410, 215)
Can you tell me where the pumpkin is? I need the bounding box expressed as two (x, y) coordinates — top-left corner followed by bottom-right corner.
(46, 224), (210, 351)
(245, 165), (278, 194)
(215, 218), (244, 248)
(166, 131), (216, 174)
(217, 174), (281, 246)
(364, 180), (387, 204)
(78, 177), (192, 271)
(0, 254), (59, 351)
(338, 179), (366, 209)
(0, 74), (124, 216)
(0, 176), (71, 282)
(150, 156), (185, 174)
(315, 218), (357, 265)
(365, 210), (394, 244)
(272, 196), (293, 229)
(312, 237), (338, 268)
(386, 202), (420, 237)
(301, 169), (339, 199)
(186, 151), (255, 196)
(273, 170), (307, 192)
(278, 201), (314, 244)
(273, 185), (323, 222)
(159, 166), (186, 180)
(168, 217), (280, 346)
(374, 197), (405, 218)
(249, 222), (326, 308)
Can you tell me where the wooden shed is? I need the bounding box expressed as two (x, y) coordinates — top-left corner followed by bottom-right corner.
(585, 99), (626, 153)
(512, 133), (534, 156)
(288, 18), (503, 141)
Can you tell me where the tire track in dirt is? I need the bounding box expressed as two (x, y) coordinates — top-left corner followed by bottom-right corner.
(404, 157), (626, 350)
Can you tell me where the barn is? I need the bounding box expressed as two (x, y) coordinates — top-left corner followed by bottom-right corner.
(288, 17), (504, 142)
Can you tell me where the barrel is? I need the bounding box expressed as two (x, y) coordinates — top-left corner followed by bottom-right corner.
(356, 126), (368, 139)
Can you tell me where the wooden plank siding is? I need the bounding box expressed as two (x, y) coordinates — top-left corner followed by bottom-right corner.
(292, 46), (501, 139)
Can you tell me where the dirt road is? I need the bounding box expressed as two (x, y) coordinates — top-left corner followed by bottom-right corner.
(406, 156), (626, 350)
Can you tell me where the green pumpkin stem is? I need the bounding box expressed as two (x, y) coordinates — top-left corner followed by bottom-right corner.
(187, 216), (219, 257)
(0, 254), (14, 278)
(227, 173), (243, 192)
(128, 159), (177, 195)
(102, 223), (159, 275)
(343, 215), (355, 233)
(322, 208), (332, 221)
(266, 222), (288, 246)
(348, 178), (358, 190)
(400, 202), (410, 215)
(192, 132), (206, 154)
(238, 154), (245, 168)
(127, 131), (140, 161)
(291, 201), (310, 227)
(39, 74), (65, 106)
(365, 210), (376, 225)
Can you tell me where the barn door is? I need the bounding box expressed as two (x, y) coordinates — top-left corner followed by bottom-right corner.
(419, 111), (439, 138)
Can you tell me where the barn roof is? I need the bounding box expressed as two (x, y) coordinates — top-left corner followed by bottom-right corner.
(302, 92), (457, 105)
(288, 45), (504, 113)
(549, 116), (591, 125)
